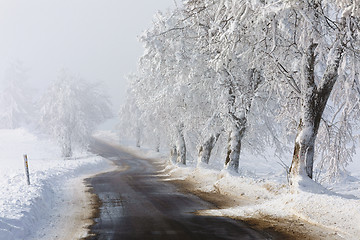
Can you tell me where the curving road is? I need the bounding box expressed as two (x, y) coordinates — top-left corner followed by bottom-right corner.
(83, 139), (275, 240)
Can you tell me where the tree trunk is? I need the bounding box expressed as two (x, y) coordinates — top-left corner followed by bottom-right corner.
(220, 66), (261, 173)
(170, 145), (177, 164)
(62, 133), (72, 158)
(155, 135), (160, 152)
(198, 133), (220, 164)
(176, 124), (186, 165)
(155, 143), (160, 152)
(225, 121), (246, 172)
(135, 127), (141, 148)
(290, 37), (345, 181)
(290, 119), (318, 180)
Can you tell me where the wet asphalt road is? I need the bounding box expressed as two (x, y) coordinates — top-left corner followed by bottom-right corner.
(84, 139), (273, 240)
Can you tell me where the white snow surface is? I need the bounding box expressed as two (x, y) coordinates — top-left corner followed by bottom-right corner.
(96, 131), (360, 239)
(0, 128), (112, 240)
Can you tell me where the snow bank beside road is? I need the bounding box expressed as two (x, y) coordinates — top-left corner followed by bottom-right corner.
(198, 173), (360, 239)
(0, 129), (111, 240)
(157, 163), (360, 239)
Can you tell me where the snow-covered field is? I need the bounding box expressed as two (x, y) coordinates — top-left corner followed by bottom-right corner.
(96, 131), (360, 239)
(0, 129), (112, 240)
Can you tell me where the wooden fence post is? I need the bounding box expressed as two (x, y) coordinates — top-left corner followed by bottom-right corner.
(24, 154), (30, 185)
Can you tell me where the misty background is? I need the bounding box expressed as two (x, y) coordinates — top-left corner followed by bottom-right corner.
(0, 0), (175, 130)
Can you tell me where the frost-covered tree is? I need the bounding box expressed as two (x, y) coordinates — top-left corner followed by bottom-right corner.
(129, 6), (228, 166)
(205, 1), (265, 172)
(0, 61), (34, 129)
(118, 83), (144, 148)
(127, 8), (199, 165)
(252, 0), (360, 182)
(40, 71), (112, 157)
(181, 0), (281, 172)
(122, 0), (283, 171)
(140, 25), (186, 163)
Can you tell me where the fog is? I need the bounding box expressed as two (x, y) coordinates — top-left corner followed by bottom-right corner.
(0, 0), (175, 130)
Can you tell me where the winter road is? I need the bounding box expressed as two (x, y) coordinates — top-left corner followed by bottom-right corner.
(83, 139), (276, 240)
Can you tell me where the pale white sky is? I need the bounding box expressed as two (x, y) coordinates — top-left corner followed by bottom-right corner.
(0, 0), (176, 129)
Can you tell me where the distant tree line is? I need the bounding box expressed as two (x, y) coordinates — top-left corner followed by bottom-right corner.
(0, 64), (112, 157)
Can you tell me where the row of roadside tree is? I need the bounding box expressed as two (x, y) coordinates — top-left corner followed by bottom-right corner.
(120, 0), (360, 184)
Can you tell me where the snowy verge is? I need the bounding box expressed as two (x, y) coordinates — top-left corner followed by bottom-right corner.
(161, 164), (360, 239)
(164, 166), (360, 239)
(0, 129), (113, 240)
(30, 166), (116, 240)
(95, 131), (360, 240)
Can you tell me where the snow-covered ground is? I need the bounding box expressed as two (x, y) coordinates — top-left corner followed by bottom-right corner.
(0, 129), (113, 240)
(96, 131), (360, 239)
